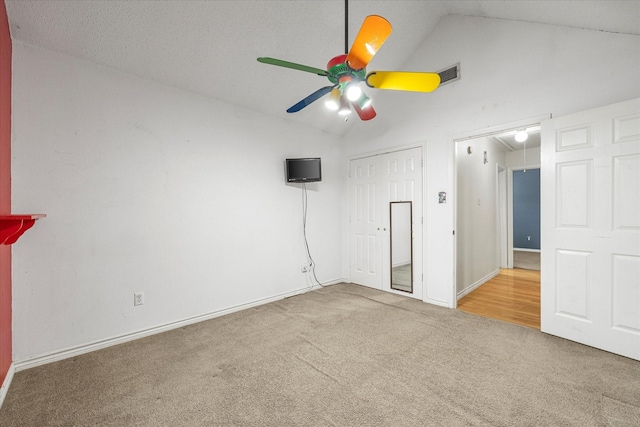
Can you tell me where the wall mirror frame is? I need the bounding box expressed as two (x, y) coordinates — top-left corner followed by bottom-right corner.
(390, 201), (413, 293)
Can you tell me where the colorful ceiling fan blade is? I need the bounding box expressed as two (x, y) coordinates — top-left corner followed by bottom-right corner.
(286, 85), (336, 113)
(352, 101), (376, 121)
(257, 57), (329, 76)
(366, 71), (441, 92)
(345, 15), (392, 71)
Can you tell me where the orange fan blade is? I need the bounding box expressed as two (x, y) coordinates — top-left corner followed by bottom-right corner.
(346, 15), (392, 71)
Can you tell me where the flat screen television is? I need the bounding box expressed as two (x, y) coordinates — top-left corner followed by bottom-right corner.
(285, 158), (322, 183)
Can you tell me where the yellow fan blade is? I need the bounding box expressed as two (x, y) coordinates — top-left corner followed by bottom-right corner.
(366, 71), (441, 92)
(346, 15), (392, 70)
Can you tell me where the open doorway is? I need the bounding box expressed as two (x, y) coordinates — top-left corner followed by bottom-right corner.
(512, 167), (541, 270)
(455, 124), (542, 329)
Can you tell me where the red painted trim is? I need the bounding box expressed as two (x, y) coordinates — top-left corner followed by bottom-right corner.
(0, 0), (12, 389)
(0, 215), (46, 245)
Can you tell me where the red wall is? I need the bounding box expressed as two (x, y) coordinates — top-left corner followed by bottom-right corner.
(0, 0), (12, 386)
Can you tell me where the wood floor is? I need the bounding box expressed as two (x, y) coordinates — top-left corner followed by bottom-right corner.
(457, 268), (541, 329)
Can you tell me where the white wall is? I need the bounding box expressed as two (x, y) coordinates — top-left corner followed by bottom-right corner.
(507, 147), (541, 170)
(11, 42), (344, 363)
(344, 15), (640, 307)
(456, 138), (506, 295)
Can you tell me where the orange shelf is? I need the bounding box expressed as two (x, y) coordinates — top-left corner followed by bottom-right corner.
(0, 214), (46, 245)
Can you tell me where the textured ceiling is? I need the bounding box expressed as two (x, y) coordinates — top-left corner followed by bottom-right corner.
(5, 1), (640, 136)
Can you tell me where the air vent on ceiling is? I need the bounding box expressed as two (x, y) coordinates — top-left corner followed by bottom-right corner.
(438, 63), (460, 86)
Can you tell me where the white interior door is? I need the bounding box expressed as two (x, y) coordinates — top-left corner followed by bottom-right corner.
(349, 155), (383, 289)
(381, 148), (423, 298)
(349, 147), (423, 299)
(541, 98), (640, 360)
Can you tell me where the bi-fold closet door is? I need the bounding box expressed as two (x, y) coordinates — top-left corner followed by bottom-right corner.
(349, 147), (423, 299)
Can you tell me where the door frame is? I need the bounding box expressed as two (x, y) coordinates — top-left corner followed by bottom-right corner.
(497, 165), (508, 268)
(508, 165), (541, 267)
(451, 115), (550, 308)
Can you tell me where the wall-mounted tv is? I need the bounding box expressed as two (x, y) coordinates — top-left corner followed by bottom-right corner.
(285, 158), (322, 183)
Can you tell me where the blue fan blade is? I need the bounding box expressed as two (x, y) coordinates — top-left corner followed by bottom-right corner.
(287, 86), (335, 113)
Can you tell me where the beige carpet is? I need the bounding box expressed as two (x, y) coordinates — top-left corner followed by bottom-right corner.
(513, 250), (541, 270)
(1, 283), (639, 426)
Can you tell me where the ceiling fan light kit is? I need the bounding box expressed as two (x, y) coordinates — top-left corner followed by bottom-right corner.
(257, 12), (441, 121)
(325, 88), (341, 111)
(358, 94), (372, 110)
(338, 96), (352, 116)
(346, 84), (363, 101)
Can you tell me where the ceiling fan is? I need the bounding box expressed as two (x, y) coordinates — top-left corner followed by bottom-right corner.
(257, 13), (441, 121)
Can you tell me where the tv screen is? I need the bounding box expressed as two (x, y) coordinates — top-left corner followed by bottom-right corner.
(286, 158), (322, 183)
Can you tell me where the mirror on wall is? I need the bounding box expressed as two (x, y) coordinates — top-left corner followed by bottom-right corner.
(390, 201), (413, 293)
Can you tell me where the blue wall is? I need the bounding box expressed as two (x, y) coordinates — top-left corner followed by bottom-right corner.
(513, 169), (540, 250)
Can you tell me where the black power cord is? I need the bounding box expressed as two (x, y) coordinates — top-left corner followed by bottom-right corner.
(302, 183), (324, 288)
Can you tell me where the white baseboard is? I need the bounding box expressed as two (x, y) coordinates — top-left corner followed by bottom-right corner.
(423, 297), (452, 308)
(0, 363), (15, 410)
(14, 278), (346, 373)
(513, 248), (541, 253)
(456, 269), (499, 300)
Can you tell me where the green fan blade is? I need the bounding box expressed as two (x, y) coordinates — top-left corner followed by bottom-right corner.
(257, 57), (329, 76)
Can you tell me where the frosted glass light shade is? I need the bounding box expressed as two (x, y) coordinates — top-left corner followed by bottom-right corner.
(515, 130), (528, 142)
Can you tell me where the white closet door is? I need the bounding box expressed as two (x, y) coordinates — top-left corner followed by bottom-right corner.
(381, 148), (423, 299)
(349, 155), (383, 289)
(349, 147), (423, 299)
(541, 98), (640, 360)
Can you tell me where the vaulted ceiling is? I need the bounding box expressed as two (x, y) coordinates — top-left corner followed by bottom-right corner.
(5, 1), (640, 135)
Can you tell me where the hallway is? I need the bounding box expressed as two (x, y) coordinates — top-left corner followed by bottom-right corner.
(457, 268), (541, 329)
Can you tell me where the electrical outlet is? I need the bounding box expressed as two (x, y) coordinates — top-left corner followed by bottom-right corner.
(134, 292), (144, 306)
